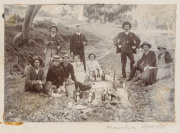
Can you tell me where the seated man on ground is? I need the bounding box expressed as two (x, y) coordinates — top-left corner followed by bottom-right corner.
(156, 45), (173, 80)
(44, 55), (65, 95)
(127, 41), (157, 86)
(86, 53), (102, 81)
(25, 56), (46, 92)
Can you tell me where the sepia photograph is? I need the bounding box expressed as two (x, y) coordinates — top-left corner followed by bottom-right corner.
(4, 4), (176, 122)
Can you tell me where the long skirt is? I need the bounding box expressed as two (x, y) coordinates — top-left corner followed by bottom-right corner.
(156, 67), (172, 80)
(74, 72), (86, 83)
(139, 68), (158, 84)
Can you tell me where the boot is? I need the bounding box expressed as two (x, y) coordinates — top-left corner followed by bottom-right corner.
(134, 79), (144, 85)
(132, 77), (140, 82)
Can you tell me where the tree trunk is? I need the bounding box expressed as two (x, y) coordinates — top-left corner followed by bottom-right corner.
(22, 5), (36, 42)
(13, 5), (41, 46)
(28, 5), (42, 29)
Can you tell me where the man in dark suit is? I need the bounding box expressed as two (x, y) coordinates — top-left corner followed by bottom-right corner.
(70, 25), (87, 70)
(25, 56), (46, 92)
(44, 55), (65, 93)
(60, 54), (76, 82)
(127, 41), (157, 84)
(113, 21), (141, 79)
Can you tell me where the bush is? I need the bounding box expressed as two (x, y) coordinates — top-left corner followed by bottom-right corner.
(34, 19), (55, 29)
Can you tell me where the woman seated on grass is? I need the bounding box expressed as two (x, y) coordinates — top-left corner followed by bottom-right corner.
(71, 54), (86, 83)
(86, 53), (102, 80)
(156, 45), (173, 80)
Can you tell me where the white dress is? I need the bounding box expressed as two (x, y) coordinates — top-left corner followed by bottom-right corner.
(156, 53), (172, 80)
(86, 60), (102, 77)
(72, 62), (86, 83)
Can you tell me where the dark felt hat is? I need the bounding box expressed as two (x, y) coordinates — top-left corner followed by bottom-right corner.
(62, 54), (70, 59)
(31, 56), (43, 66)
(49, 25), (58, 32)
(140, 41), (152, 49)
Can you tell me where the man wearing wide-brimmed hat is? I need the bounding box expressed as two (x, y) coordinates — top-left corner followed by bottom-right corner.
(113, 21), (141, 79)
(70, 25), (87, 70)
(127, 41), (157, 86)
(44, 55), (65, 94)
(25, 56), (46, 92)
(44, 25), (64, 75)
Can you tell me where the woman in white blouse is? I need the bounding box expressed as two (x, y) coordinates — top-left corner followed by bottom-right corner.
(86, 53), (102, 79)
(71, 54), (86, 83)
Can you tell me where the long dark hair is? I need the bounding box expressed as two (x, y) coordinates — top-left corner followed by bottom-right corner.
(158, 51), (173, 63)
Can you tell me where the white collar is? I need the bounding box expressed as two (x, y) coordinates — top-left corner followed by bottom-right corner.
(51, 33), (56, 37)
(125, 31), (130, 35)
(76, 32), (81, 35)
(145, 50), (150, 55)
(35, 68), (39, 74)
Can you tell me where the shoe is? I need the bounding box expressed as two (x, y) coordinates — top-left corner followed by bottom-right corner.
(132, 77), (140, 82)
(126, 77), (132, 81)
(134, 80), (144, 85)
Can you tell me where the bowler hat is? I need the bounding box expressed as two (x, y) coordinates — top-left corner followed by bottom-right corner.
(140, 41), (152, 49)
(49, 25), (58, 32)
(31, 56), (43, 66)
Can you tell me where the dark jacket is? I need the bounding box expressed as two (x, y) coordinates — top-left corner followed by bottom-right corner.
(25, 67), (46, 91)
(113, 31), (141, 54)
(45, 34), (64, 49)
(137, 50), (157, 68)
(46, 65), (64, 87)
(70, 33), (87, 55)
(60, 62), (76, 82)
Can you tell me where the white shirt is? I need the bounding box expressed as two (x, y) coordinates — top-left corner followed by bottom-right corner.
(76, 32), (81, 36)
(35, 68), (39, 75)
(51, 33), (56, 37)
(145, 50), (150, 55)
(86, 60), (102, 76)
(125, 31), (130, 35)
(72, 62), (84, 73)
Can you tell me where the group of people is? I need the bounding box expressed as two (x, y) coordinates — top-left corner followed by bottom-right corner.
(25, 21), (173, 95)
(25, 25), (102, 95)
(113, 21), (173, 86)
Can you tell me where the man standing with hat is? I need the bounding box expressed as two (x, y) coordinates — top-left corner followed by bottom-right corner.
(25, 56), (46, 92)
(44, 25), (64, 75)
(127, 41), (157, 85)
(70, 25), (87, 70)
(113, 21), (141, 79)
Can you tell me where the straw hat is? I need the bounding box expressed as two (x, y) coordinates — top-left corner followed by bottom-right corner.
(157, 44), (167, 50)
(52, 55), (61, 61)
